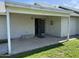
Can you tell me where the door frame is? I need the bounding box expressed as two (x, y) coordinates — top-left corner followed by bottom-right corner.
(35, 18), (45, 37)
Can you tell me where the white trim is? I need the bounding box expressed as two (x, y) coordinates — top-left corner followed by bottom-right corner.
(6, 11), (11, 54)
(8, 11), (70, 17)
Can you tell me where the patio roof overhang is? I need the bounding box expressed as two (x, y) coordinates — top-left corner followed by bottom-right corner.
(6, 6), (70, 17)
(70, 12), (79, 17)
(5, 1), (71, 17)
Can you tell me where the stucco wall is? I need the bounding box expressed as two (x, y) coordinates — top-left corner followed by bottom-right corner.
(10, 13), (35, 38)
(0, 16), (7, 39)
(76, 17), (79, 34)
(0, 14), (73, 40)
(61, 17), (69, 37)
(10, 14), (62, 39)
(10, 14), (49, 39)
(45, 16), (61, 37)
(70, 17), (77, 35)
(61, 16), (77, 37)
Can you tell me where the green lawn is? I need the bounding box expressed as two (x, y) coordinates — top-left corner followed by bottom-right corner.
(1, 38), (79, 58)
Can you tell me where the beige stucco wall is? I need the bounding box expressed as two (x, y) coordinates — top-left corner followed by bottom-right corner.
(76, 17), (79, 34)
(1, 13), (78, 40)
(0, 14), (62, 39)
(10, 13), (35, 38)
(61, 16), (78, 37)
(0, 16), (7, 39)
(0, 14), (36, 40)
(45, 16), (61, 37)
(10, 13), (49, 39)
(70, 17), (77, 35)
(61, 17), (69, 37)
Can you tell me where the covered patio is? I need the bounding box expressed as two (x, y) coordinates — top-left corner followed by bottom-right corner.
(11, 36), (66, 54)
(0, 1), (71, 55)
(0, 35), (66, 55)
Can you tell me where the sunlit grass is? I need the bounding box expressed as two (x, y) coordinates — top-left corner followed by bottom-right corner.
(26, 39), (79, 58)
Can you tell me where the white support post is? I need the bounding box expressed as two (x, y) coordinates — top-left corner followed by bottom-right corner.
(67, 16), (70, 40)
(6, 11), (11, 54)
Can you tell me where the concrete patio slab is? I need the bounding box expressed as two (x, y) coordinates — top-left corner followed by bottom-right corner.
(11, 36), (66, 54)
(0, 36), (66, 55)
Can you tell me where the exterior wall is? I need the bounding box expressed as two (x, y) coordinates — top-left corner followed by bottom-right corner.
(10, 13), (35, 38)
(0, 15), (62, 39)
(0, 16), (7, 39)
(61, 17), (69, 37)
(10, 13), (48, 39)
(0, 13), (72, 40)
(45, 16), (61, 37)
(61, 16), (77, 37)
(70, 17), (77, 35)
(10, 14), (62, 39)
(76, 17), (79, 34)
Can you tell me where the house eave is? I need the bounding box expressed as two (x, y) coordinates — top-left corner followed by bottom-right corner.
(70, 13), (79, 16)
(5, 1), (71, 14)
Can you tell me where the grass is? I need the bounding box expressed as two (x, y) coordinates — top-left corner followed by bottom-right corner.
(1, 38), (79, 58)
